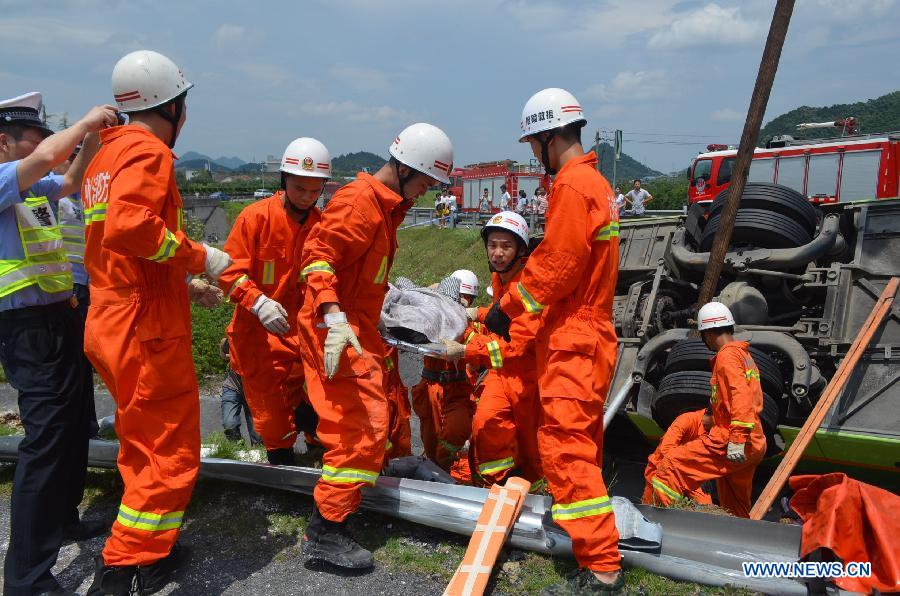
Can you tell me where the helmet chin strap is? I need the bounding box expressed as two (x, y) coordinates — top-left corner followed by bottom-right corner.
(538, 131), (557, 176)
(487, 247), (526, 274)
(154, 93), (185, 149)
(394, 160), (415, 201)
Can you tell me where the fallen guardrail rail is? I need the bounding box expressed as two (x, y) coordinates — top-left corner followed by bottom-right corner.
(0, 437), (805, 594)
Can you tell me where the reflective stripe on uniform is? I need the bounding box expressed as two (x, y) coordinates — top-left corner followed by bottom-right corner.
(651, 478), (684, 502)
(116, 503), (184, 532)
(384, 355), (395, 371)
(373, 256), (388, 284)
(0, 261), (72, 298)
(517, 282), (544, 314)
(745, 369), (761, 381)
(262, 261), (275, 285)
(529, 478), (547, 493)
(730, 420), (755, 428)
(301, 260), (335, 280)
(0, 196), (73, 298)
(551, 495), (613, 521)
(228, 274), (250, 297)
(594, 221), (621, 241)
(439, 439), (461, 455)
(85, 204), (107, 224)
(147, 229), (181, 263)
(486, 340), (503, 369)
(320, 465), (379, 485)
(478, 457), (514, 476)
(385, 440), (393, 451)
(465, 330), (477, 344)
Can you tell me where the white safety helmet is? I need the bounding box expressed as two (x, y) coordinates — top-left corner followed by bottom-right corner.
(519, 87), (586, 142)
(280, 137), (331, 179)
(451, 270), (479, 297)
(481, 211), (529, 248)
(697, 302), (736, 331)
(389, 123), (454, 184)
(112, 50), (193, 113)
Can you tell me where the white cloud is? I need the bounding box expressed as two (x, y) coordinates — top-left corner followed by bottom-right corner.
(298, 100), (415, 125)
(711, 107), (745, 122)
(581, 70), (669, 102)
(0, 18), (115, 47)
(213, 24), (246, 50)
(807, 0), (895, 19)
(648, 3), (766, 50)
(329, 65), (389, 92)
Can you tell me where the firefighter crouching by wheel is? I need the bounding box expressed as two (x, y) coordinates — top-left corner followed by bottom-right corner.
(297, 123), (454, 569)
(82, 50), (232, 595)
(219, 137), (330, 466)
(648, 302), (766, 518)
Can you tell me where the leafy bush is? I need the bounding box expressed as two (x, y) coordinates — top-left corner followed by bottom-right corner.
(191, 301), (234, 380)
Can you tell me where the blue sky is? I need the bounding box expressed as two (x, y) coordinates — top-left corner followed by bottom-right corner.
(3, 0), (898, 172)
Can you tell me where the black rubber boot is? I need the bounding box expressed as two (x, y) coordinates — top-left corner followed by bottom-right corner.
(138, 542), (188, 594)
(223, 428), (242, 442)
(266, 447), (295, 466)
(302, 506), (374, 569)
(86, 556), (138, 596)
(541, 568), (625, 596)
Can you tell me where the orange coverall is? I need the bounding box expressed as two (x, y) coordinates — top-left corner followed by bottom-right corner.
(496, 152), (621, 572)
(383, 347), (412, 462)
(641, 409), (712, 505)
(649, 341), (765, 518)
(411, 351), (474, 471)
(219, 193), (319, 451)
(297, 173), (410, 522)
(465, 268), (543, 488)
(82, 126), (207, 566)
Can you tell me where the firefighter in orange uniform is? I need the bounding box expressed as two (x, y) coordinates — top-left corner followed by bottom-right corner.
(219, 137), (330, 465)
(410, 270), (480, 474)
(479, 89), (624, 594)
(446, 212), (544, 490)
(641, 408), (713, 505)
(298, 123), (454, 569)
(83, 51), (233, 595)
(648, 302), (766, 518)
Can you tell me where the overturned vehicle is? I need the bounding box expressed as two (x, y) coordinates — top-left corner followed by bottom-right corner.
(606, 182), (900, 487)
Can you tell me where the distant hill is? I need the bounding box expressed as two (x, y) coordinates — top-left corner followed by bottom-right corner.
(175, 152), (247, 171)
(595, 142), (662, 185)
(332, 151), (387, 174)
(759, 90), (900, 144)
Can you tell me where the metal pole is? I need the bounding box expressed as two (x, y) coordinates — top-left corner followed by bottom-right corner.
(697, 0), (795, 306)
(594, 130), (601, 174)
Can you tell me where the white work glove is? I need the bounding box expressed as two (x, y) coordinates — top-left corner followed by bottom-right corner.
(465, 307), (479, 321)
(726, 441), (746, 463)
(323, 312), (363, 379)
(442, 339), (466, 362)
(188, 278), (224, 308)
(252, 295), (289, 335)
(203, 244), (232, 280)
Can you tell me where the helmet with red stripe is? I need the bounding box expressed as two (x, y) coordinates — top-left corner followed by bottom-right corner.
(112, 50), (193, 113)
(519, 87), (586, 142)
(389, 123), (454, 185)
(481, 211), (529, 248)
(451, 270), (480, 298)
(697, 302), (736, 331)
(280, 137), (331, 179)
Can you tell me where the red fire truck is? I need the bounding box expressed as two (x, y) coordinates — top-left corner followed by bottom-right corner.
(447, 160), (550, 212)
(688, 129), (899, 205)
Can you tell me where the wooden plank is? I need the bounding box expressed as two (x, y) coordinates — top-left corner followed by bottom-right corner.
(443, 477), (530, 596)
(749, 277), (899, 519)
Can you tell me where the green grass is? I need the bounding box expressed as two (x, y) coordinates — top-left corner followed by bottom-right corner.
(190, 301), (234, 380)
(202, 430), (267, 461)
(375, 535), (465, 580)
(223, 199), (253, 225)
(0, 424), (19, 437)
(392, 227), (491, 304)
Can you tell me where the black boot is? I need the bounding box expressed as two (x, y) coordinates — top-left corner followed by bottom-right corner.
(139, 542), (188, 594)
(541, 568), (625, 595)
(302, 506), (374, 569)
(62, 518), (110, 543)
(86, 556), (138, 596)
(266, 447), (295, 466)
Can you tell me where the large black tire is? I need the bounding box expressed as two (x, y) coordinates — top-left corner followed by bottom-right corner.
(651, 371), (712, 429)
(709, 183), (818, 237)
(664, 340), (785, 397)
(761, 393), (783, 457)
(700, 209), (811, 252)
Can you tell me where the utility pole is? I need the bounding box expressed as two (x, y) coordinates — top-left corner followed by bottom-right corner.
(594, 130), (602, 174)
(697, 0), (795, 306)
(613, 129), (622, 189)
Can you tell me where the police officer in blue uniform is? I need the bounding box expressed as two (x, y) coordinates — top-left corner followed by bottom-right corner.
(0, 92), (118, 596)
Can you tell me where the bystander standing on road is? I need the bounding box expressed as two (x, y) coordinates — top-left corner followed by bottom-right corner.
(625, 178), (653, 217)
